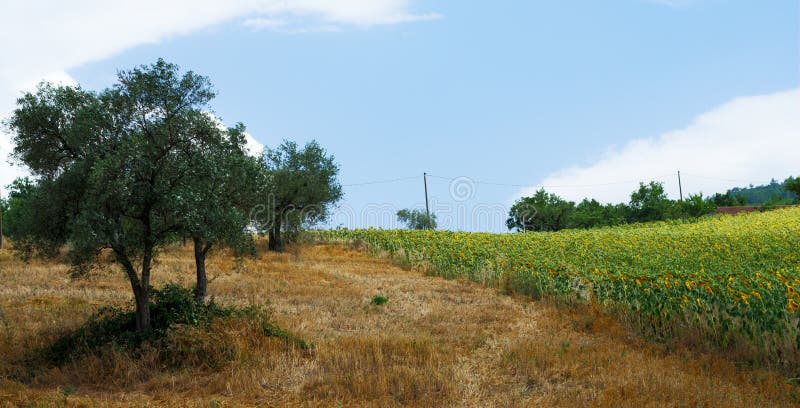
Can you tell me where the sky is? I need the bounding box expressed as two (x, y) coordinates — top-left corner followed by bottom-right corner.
(0, 0), (798, 232)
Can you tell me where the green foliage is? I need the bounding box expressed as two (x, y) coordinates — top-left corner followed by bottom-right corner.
(785, 176), (800, 203)
(255, 140), (343, 251)
(42, 284), (234, 365)
(678, 193), (717, 218)
(507, 189), (574, 232)
(176, 122), (263, 250)
(175, 121), (265, 301)
(759, 195), (794, 210)
(628, 181), (675, 223)
(729, 177), (796, 205)
(709, 191), (747, 207)
(1, 177), (70, 260)
(0, 178), (33, 239)
(370, 295), (389, 305)
(568, 199), (627, 229)
(508, 182), (727, 232)
(396, 208), (437, 230)
(507, 174), (799, 233)
(42, 283), (308, 366)
(6, 59), (257, 331)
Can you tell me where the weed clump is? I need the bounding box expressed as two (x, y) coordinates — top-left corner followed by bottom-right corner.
(370, 295), (388, 306)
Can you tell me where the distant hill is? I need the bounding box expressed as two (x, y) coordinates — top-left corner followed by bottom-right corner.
(728, 177), (796, 205)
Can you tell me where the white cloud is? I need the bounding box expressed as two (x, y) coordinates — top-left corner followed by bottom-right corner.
(243, 133), (265, 157)
(243, 0), (440, 32)
(520, 88), (800, 204)
(243, 17), (343, 34)
(205, 112), (265, 157)
(0, 0), (438, 196)
(0, 1), (437, 85)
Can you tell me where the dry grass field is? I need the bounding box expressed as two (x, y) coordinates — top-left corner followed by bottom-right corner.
(0, 242), (797, 407)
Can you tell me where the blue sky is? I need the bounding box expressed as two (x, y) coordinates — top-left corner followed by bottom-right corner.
(1, 1), (798, 232)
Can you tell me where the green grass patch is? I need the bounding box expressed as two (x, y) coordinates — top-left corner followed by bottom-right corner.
(370, 295), (389, 306)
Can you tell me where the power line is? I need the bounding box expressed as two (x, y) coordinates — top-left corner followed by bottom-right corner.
(341, 175), (419, 187)
(426, 174), (529, 187)
(427, 173), (674, 189)
(679, 172), (772, 186)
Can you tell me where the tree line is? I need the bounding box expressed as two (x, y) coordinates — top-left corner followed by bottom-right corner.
(507, 179), (800, 232)
(0, 59), (342, 332)
(726, 177), (799, 205)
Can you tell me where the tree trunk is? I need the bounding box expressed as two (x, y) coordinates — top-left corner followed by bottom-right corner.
(133, 285), (151, 331)
(193, 237), (211, 303)
(115, 249), (152, 332)
(268, 218), (283, 251)
(139, 241), (153, 332)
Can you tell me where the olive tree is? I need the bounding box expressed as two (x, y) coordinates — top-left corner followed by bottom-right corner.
(396, 208), (437, 230)
(8, 60), (236, 331)
(256, 140), (342, 251)
(0, 177), (69, 258)
(177, 122), (265, 302)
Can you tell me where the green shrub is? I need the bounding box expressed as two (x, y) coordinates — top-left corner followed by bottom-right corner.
(371, 295), (388, 306)
(41, 283), (303, 365)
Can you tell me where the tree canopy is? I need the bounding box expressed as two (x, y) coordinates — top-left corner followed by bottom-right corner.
(729, 178), (796, 205)
(785, 176), (800, 203)
(175, 122), (264, 302)
(507, 189), (574, 232)
(506, 181), (728, 232)
(7, 59), (252, 331)
(628, 181), (675, 223)
(0, 177), (68, 258)
(255, 140), (342, 251)
(396, 208), (437, 230)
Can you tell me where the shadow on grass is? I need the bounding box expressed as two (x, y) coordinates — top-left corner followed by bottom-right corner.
(36, 283), (310, 369)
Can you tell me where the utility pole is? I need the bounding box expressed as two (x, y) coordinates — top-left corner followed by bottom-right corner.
(0, 185), (4, 250)
(423, 172), (430, 229)
(677, 170), (683, 202)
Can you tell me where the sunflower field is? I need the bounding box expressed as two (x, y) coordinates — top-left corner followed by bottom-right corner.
(319, 207), (800, 371)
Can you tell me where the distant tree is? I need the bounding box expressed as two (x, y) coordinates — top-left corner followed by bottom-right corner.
(256, 140), (342, 251)
(785, 176), (800, 203)
(760, 194), (794, 210)
(396, 209), (437, 230)
(709, 191), (747, 207)
(7, 59), (231, 332)
(628, 181), (674, 223)
(1, 178), (35, 242)
(679, 193), (717, 218)
(729, 178), (795, 205)
(568, 199), (626, 229)
(507, 189), (575, 232)
(0, 178), (69, 258)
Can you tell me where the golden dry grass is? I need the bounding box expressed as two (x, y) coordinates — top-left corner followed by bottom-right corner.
(0, 242), (798, 407)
